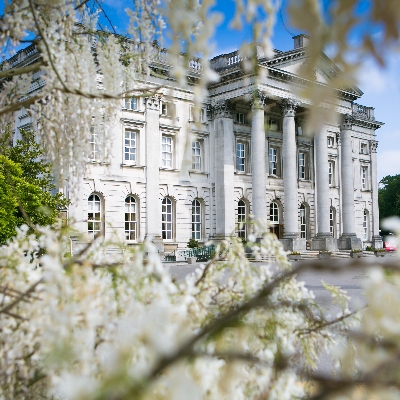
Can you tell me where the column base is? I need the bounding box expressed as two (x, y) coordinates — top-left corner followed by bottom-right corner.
(312, 233), (338, 252)
(372, 235), (383, 250)
(337, 233), (362, 250)
(145, 234), (164, 254)
(280, 233), (306, 252)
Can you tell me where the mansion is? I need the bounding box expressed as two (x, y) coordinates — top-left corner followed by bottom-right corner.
(12, 34), (383, 252)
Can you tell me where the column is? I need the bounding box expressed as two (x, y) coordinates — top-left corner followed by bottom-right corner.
(337, 115), (362, 250)
(145, 95), (164, 252)
(370, 140), (383, 249)
(280, 99), (305, 251)
(312, 124), (338, 251)
(251, 91), (267, 229)
(213, 101), (235, 239)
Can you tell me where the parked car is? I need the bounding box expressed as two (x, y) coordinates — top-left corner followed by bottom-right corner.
(384, 236), (397, 252)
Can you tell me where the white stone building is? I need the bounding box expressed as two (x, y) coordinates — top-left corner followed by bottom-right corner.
(11, 34), (384, 253)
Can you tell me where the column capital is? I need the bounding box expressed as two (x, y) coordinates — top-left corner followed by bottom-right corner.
(370, 140), (378, 153)
(341, 114), (353, 130)
(280, 98), (300, 117)
(211, 100), (235, 119)
(145, 95), (162, 111)
(250, 90), (267, 109)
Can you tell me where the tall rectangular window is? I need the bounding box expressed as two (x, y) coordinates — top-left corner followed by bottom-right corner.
(236, 113), (245, 124)
(328, 161), (334, 186)
(269, 147), (277, 175)
(124, 131), (136, 162)
(125, 97), (138, 110)
(298, 152), (305, 179)
(192, 141), (201, 170)
(327, 136), (334, 147)
(162, 136), (172, 167)
(192, 199), (201, 240)
(236, 142), (246, 172)
(90, 128), (100, 161)
(360, 143), (368, 154)
(361, 167), (367, 189)
(363, 210), (368, 240)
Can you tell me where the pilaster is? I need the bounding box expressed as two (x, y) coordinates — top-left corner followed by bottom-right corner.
(145, 95), (164, 253)
(370, 140), (383, 249)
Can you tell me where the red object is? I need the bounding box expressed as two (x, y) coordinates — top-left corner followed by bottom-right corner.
(384, 242), (397, 252)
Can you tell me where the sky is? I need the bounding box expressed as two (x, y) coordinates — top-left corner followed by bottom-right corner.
(2, 0), (399, 181)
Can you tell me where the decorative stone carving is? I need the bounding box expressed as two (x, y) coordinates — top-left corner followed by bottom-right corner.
(250, 90), (267, 109)
(341, 114), (353, 130)
(281, 98), (300, 117)
(145, 95), (161, 111)
(370, 140), (378, 153)
(336, 132), (341, 146)
(211, 100), (235, 119)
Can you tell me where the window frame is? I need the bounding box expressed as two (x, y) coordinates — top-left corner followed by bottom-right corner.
(237, 199), (247, 238)
(327, 136), (335, 148)
(124, 130), (137, 164)
(361, 166), (368, 190)
(125, 96), (139, 111)
(330, 207), (336, 238)
(125, 195), (138, 242)
(88, 193), (103, 239)
(161, 135), (173, 168)
(270, 202), (279, 225)
(191, 199), (202, 240)
(360, 142), (368, 155)
(89, 127), (100, 162)
(363, 209), (368, 240)
(191, 140), (202, 171)
(300, 204), (307, 239)
(328, 160), (334, 186)
(236, 141), (247, 173)
(236, 112), (245, 124)
(162, 197), (175, 241)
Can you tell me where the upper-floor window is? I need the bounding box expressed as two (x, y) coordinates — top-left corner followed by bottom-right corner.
(125, 97), (138, 110)
(361, 166), (368, 190)
(192, 199), (202, 240)
(124, 131), (137, 163)
(190, 105), (206, 122)
(298, 152), (305, 179)
(327, 136), (334, 147)
(268, 118), (279, 131)
(89, 127), (100, 161)
(237, 199), (247, 238)
(236, 113), (245, 124)
(162, 136), (173, 168)
(236, 142), (246, 172)
(192, 141), (201, 170)
(125, 196), (137, 241)
(88, 194), (102, 239)
(360, 142), (368, 155)
(162, 197), (174, 240)
(328, 160), (334, 186)
(269, 147), (280, 176)
(161, 102), (176, 118)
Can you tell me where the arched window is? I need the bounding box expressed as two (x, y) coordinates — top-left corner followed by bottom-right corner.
(300, 204), (307, 239)
(237, 199), (247, 238)
(88, 194), (102, 239)
(125, 196), (137, 241)
(363, 210), (369, 240)
(162, 197), (174, 240)
(192, 199), (202, 240)
(330, 207), (336, 238)
(270, 202), (280, 238)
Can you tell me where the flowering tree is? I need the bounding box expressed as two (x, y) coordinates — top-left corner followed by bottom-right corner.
(1, 0), (400, 399)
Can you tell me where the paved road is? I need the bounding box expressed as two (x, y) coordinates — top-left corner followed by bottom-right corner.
(168, 255), (399, 377)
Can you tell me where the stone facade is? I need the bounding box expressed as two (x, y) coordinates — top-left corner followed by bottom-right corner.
(11, 36), (384, 252)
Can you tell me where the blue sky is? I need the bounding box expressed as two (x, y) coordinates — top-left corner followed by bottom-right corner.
(2, 0), (399, 180)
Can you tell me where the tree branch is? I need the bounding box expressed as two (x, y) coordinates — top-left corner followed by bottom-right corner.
(0, 61), (44, 80)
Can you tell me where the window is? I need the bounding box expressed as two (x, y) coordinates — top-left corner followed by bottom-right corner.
(269, 147), (279, 176)
(361, 166), (368, 190)
(298, 152), (305, 179)
(125, 97), (138, 110)
(300, 204), (307, 238)
(360, 142), (368, 154)
(161, 102), (175, 117)
(190, 106), (206, 122)
(192, 141), (201, 170)
(125, 196), (137, 241)
(270, 202), (279, 225)
(192, 199), (202, 240)
(268, 118), (279, 131)
(89, 127), (100, 161)
(327, 136), (334, 147)
(124, 131), (137, 163)
(237, 200), (247, 238)
(162, 136), (173, 168)
(328, 161), (334, 186)
(236, 113), (245, 124)
(236, 142), (246, 172)
(330, 207), (336, 238)
(162, 197), (174, 240)
(161, 102), (168, 116)
(88, 194), (102, 239)
(363, 210), (368, 240)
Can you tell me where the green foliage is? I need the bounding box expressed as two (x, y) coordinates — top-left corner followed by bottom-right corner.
(0, 130), (69, 243)
(365, 245), (374, 251)
(379, 175), (400, 221)
(187, 238), (199, 248)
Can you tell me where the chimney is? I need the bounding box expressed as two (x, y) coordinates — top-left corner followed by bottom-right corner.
(293, 34), (310, 50)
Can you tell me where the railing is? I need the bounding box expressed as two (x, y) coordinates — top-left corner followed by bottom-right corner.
(162, 245), (216, 263)
(352, 103), (375, 121)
